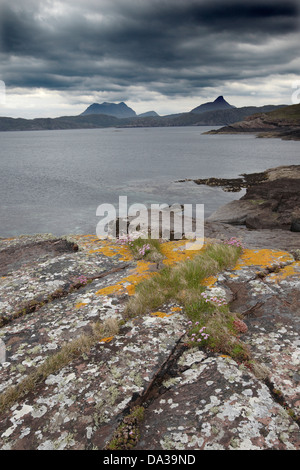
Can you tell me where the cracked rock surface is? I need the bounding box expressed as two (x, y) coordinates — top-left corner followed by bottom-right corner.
(0, 231), (299, 450)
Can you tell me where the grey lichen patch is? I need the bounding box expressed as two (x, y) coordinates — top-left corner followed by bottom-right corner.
(0, 234), (131, 325)
(136, 355), (300, 450)
(0, 307), (187, 450)
(177, 348), (206, 368)
(162, 377), (181, 389)
(0, 257), (133, 396)
(244, 325), (300, 417)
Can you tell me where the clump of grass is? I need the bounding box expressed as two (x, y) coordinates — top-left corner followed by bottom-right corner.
(92, 317), (120, 338)
(124, 242), (242, 318)
(184, 296), (250, 362)
(127, 236), (164, 262)
(124, 240), (250, 362)
(0, 317), (120, 414)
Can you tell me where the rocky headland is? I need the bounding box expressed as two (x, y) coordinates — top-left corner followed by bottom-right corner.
(206, 103), (300, 141)
(0, 165), (299, 451)
(205, 165), (300, 232)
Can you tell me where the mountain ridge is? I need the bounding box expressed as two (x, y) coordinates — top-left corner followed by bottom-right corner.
(0, 98), (289, 133)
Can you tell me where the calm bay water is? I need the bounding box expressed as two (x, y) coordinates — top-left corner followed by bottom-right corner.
(0, 126), (299, 237)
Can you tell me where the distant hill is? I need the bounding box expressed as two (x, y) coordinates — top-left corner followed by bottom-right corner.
(120, 105), (285, 128)
(81, 101), (136, 118)
(0, 114), (121, 132)
(0, 98), (288, 133)
(138, 111), (159, 117)
(205, 103), (300, 140)
(191, 96), (235, 114)
(161, 105), (284, 127)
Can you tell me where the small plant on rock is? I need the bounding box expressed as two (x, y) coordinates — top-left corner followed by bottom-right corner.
(223, 237), (244, 249)
(186, 321), (210, 346)
(232, 319), (248, 334)
(127, 236), (163, 262)
(105, 406), (145, 450)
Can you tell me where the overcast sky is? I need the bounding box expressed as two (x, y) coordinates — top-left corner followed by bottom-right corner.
(0, 0), (299, 118)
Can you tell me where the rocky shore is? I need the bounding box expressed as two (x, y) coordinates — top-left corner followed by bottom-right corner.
(205, 165), (300, 231)
(0, 166), (299, 451)
(176, 169), (269, 192)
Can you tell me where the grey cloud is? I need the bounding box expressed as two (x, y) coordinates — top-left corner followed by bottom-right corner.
(0, 0), (299, 100)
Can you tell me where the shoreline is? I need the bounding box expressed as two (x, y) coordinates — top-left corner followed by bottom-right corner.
(177, 164), (300, 233)
(1, 164), (300, 239)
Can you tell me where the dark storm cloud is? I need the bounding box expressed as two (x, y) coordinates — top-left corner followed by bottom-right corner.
(185, 1), (299, 33)
(0, 0), (299, 96)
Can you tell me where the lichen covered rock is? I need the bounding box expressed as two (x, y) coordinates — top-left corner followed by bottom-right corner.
(0, 233), (299, 450)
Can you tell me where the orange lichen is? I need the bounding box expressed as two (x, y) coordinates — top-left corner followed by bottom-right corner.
(229, 273), (239, 279)
(99, 336), (114, 344)
(70, 236), (133, 261)
(201, 275), (218, 287)
(151, 311), (174, 318)
(171, 306), (182, 312)
(75, 302), (88, 309)
(120, 261), (157, 295)
(95, 259), (156, 297)
(120, 241), (204, 294)
(234, 248), (293, 270)
(160, 240), (202, 266)
(267, 262), (300, 283)
(88, 240), (133, 262)
(96, 284), (123, 296)
(125, 284), (136, 296)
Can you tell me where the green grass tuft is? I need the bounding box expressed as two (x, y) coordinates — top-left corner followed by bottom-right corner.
(124, 241), (250, 361)
(128, 237), (164, 262)
(124, 242), (242, 319)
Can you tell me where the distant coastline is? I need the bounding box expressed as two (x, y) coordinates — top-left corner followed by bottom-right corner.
(0, 96), (288, 134)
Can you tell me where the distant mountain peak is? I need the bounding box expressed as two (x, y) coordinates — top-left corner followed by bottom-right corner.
(190, 96), (235, 114)
(138, 110), (159, 117)
(81, 101), (136, 118)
